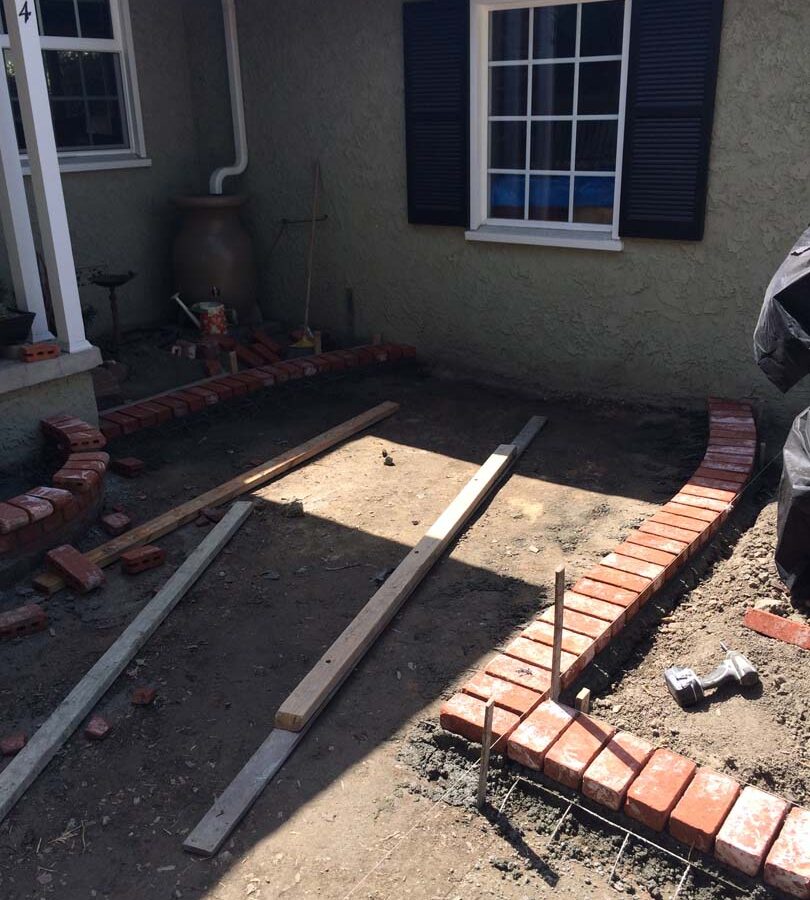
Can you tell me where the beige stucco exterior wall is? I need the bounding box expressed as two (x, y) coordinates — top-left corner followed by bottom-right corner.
(0, 0), (231, 342)
(229, 0), (810, 429)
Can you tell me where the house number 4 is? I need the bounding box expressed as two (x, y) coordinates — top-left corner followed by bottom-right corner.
(18, 1), (32, 23)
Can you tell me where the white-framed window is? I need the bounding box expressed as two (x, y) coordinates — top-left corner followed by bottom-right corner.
(469, 0), (631, 249)
(0, 0), (147, 169)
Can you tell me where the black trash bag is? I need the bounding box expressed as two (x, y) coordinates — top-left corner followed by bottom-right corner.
(776, 406), (810, 601)
(754, 225), (810, 392)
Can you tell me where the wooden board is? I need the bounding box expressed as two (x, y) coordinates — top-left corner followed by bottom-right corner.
(0, 502), (254, 824)
(276, 415), (547, 732)
(33, 401), (399, 596)
(182, 416), (546, 856)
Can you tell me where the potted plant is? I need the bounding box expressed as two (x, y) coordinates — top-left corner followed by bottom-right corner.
(0, 282), (35, 345)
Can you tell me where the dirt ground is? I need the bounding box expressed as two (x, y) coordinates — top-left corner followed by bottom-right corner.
(0, 366), (802, 899)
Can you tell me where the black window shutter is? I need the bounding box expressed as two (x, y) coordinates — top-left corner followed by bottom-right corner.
(619, 0), (724, 241)
(403, 0), (469, 226)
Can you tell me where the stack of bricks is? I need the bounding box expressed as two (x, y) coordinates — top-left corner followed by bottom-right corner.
(97, 343), (416, 441)
(483, 700), (808, 897)
(441, 398), (755, 744)
(0, 415), (108, 561)
(438, 399), (800, 889)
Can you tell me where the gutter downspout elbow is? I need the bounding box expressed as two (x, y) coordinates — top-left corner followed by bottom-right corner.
(209, 0), (248, 195)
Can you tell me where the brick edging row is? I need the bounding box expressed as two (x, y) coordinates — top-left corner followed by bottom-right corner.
(437, 399), (810, 893)
(0, 416), (108, 560)
(97, 343), (416, 441)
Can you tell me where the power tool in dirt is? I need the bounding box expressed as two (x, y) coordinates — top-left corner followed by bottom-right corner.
(664, 643), (759, 707)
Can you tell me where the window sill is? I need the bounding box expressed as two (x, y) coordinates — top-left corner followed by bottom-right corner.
(465, 225), (623, 252)
(21, 153), (153, 175)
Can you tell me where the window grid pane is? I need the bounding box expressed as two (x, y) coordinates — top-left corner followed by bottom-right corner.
(486, 0), (624, 228)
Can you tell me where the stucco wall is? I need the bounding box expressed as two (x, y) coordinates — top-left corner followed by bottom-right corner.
(0, 0), (231, 342)
(231, 0), (810, 428)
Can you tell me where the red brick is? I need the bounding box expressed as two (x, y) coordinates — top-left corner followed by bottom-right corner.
(53, 467), (100, 494)
(42, 510), (66, 533)
(0, 732), (27, 755)
(120, 544), (165, 575)
(7, 494), (54, 523)
(136, 401), (173, 424)
(0, 533), (17, 555)
(103, 410), (142, 435)
(662, 502), (719, 525)
(537, 606), (612, 649)
(507, 701), (576, 770)
(369, 345), (389, 363)
(669, 768), (740, 853)
(354, 347), (375, 366)
(62, 429), (107, 452)
(764, 807), (810, 898)
(640, 520), (702, 546)
(682, 482), (738, 503)
(252, 330), (283, 354)
(151, 394), (190, 417)
(399, 343), (418, 358)
(582, 731), (655, 811)
(671, 492), (731, 514)
(715, 786), (789, 876)
(626, 530), (690, 557)
(462, 671), (544, 716)
(111, 457), (145, 478)
(564, 591), (626, 627)
(205, 359), (224, 377)
(0, 604), (47, 639)
(743, 608), (810, 651)
(704, 443), (754, 458)
(574, 576), (642, 608)
(484, 653), (552, 695)
(248, 366), (276, 386)
(118, 404), (157, 428)
(203, 380), (235, 400)
(131, 686), (157, 706)
(439, 693), (519, 747)
(584, 564), (652, 595)
(695, 466), (747, 485)
(46, 545), (105, 593)
(21, 342), (59, 362)
(250, 342), (279, 364)
(308, 355), (332, 374)
(212, 333), (237, 351)
(690, 475), (745, 494)
(522, 620), (595, 658)
(70, 451), (111, 467)
(503, 636), (578, 673)
(625, 749), (696, 832)
(62, 456), (107, 474)
(0, 501), (34, 533)
(286, 358), (317, 377)
(319, 352), (346, 371)
(381, 343), (404, 361)
(265, 365), (289, 384)
(601, 552), (666, 586)
(101, 512), (131, 536)
(99, 418), (122, 440)
(229, 372), (264, 392)
(650, 511), (708, 534)
(333, 349), (360, 368)
(544, 712), (616, 790)
(234, 344), (265, 367)
(272, 361), (303, 380)
(171, 390), (206, 412)
(701, 454), (753, 473)
(185, 386), (220, 406)
(84, 715), (111, 741)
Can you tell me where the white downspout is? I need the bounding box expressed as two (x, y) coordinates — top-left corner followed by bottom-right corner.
(209, 0), (248, 195)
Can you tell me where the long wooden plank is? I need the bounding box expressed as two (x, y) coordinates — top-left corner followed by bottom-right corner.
(277, 416), (546, 732)
(183, 416), (546, 856)
(34, 401), (400, 595)
(0, 501), (254, 824)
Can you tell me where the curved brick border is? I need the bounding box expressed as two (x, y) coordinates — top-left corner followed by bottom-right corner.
(97, 343), (416, 441)
(0, 416), (108, 568)
(437, 400), (810, 893)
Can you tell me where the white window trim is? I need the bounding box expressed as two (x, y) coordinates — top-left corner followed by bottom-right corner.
(467, 0), (632, 251)
(0, 0), (149, 172)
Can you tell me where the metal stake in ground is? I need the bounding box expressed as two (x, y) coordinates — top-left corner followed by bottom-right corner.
(476, 698), (495, 809)
(550, 564), (565, 701)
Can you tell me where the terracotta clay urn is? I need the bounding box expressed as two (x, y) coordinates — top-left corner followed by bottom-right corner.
(172, 194), (260, 325)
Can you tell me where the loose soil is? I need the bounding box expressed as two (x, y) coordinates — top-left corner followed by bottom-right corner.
(0, 368), (801, 899)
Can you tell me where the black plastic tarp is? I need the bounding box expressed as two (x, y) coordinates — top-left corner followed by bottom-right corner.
(754, 225), (810, 392)
(776, 408), (810, 600)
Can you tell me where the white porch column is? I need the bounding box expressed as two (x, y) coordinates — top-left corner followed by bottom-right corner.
(0, 66), (54, 342)
(2, 0), (91, 353)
